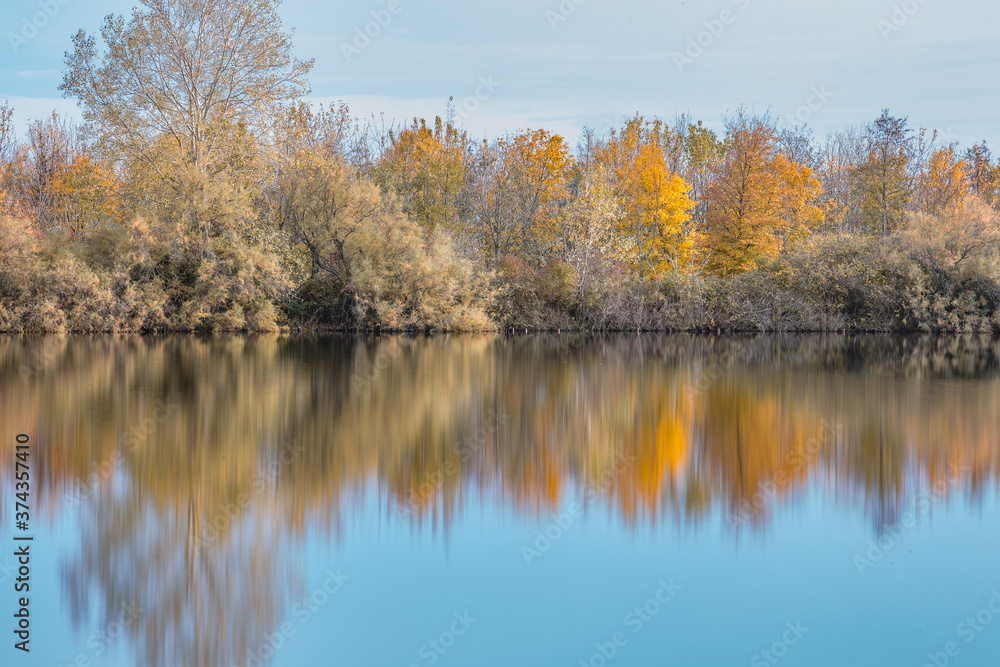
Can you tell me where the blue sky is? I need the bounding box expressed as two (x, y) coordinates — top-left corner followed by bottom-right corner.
(2, 0), (998, 149)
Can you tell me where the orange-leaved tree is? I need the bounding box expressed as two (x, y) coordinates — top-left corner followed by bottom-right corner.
(703, 109), (823, 275)
(466, 128), (572, 265)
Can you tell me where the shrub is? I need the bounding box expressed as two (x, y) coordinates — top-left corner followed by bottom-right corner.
(782, 233), (898, 330)
(890, 196), (1000, 332)
(277, 160), (495, 332)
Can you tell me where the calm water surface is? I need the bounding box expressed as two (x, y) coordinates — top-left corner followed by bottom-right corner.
(1, 335), (999, 667)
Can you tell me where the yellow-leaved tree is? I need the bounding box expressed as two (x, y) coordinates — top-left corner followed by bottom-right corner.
(914, 145), (969, 216)
(624, 142), (697, 279)
(375, 116), (467, 233)
(599, 116), (697, 280)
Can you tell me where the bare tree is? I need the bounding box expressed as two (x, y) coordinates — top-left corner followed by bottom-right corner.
(60, 0), (313, 175)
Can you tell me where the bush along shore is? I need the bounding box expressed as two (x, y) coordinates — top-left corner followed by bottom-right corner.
(1, 2), (999, 334)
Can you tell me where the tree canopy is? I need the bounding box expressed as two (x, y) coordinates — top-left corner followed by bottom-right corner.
(60, 0), (313, 173)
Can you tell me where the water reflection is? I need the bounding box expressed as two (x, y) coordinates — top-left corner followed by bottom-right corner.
(1, 334), (998, 666)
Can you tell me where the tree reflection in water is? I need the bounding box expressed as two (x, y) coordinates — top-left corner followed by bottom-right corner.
(0, 333), (997, 666)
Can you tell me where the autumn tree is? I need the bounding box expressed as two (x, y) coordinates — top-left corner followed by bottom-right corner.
(60, 0), (313, 251)
(0, 102), (17, 214)
(1, 113), (118, 236)
(913, 145), (969, 216)
(776, 125), (821, 172)
(61, 0), (313, 174)
(374, 116), (467, 232)
(703, 109), (823, 275)
(465, 129), (571, 265)
(0, 103), (13, 168)
(964, 142), (999, 208)
(674, 117), (725, 231)
(48, 156), (120, 236)
(853, 110), (913, 235)
(259, 101), (362, 279)
(273, 101), (355, 169)
(274, 157), (380, 284)
(818, 128), (866, 232)
(10, 113), (80, 225)
(623, 142), (696, 279)
(900, 194), (1000, 276)
(561, 164), (619, 293)
(53, 0), (315, 329)
(597, 116), (699, 280)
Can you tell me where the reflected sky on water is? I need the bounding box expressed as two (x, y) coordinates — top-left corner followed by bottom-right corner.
(1, 334), (999, 666)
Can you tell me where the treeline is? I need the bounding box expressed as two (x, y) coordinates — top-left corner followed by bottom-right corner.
(1, 0), (999, 333)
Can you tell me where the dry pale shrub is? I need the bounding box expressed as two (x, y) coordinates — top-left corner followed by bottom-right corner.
(895, 195), (1000, 278)
(278, 159), (495, 331)
(889, 195), (1000, 332)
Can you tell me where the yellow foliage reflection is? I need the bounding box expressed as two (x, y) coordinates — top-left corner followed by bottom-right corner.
(1, 334), (999, 665)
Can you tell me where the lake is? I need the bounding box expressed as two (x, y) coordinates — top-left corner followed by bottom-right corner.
(1, 334), (999, 667)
